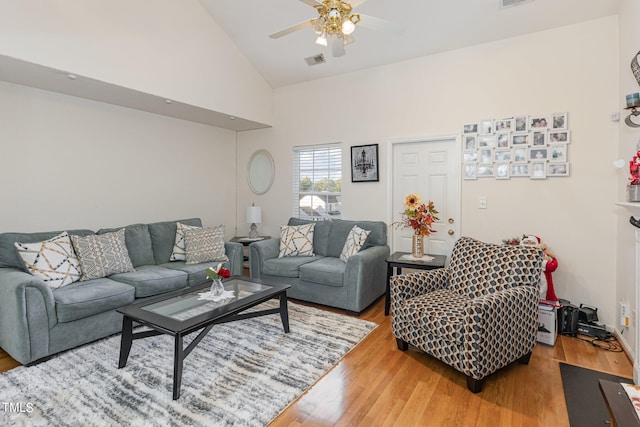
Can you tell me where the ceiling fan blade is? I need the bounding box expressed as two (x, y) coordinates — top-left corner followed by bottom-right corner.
(357, 13), (405, 36)
(332, 38), (346, 58)
(298, 0), (321, 6)
(269, 20), (313, 39)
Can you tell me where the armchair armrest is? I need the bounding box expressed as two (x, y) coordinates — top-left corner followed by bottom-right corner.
(248, 238), (280, 279)
(344, 245), (390, 311)
(224, 242), (244, 276)
(390, 268), (450, 304)
(0, 268), (57, 364)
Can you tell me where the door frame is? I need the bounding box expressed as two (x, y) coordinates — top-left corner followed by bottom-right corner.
(386, 134), (462, 254)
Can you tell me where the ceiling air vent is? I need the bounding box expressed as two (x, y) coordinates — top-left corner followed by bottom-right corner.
(304, 54), (326, 66)
(500, 0), (534, 8)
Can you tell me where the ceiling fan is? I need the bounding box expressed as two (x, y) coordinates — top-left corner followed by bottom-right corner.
(269, 0), (404, 58)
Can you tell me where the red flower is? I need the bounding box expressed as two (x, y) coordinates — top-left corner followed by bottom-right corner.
(218, 268), (231, 278)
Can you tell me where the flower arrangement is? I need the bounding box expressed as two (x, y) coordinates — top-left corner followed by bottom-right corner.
(630, 149), (640, 185)
(394, 193), (439, 236)
(206, 263), (231, 281)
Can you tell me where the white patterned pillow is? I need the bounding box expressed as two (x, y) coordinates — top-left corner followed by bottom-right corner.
(278, 223), (315, 258)
(170, 222), (202, 261)
(14, 231), (81, 289)
(71, 229), (135, 281)
(340, 225), (371, 263)
(184, 226), (228, 265)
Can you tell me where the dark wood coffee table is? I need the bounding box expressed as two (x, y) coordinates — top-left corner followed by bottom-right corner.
(385, 251), (446, 315)
(117, 276), (290, 400)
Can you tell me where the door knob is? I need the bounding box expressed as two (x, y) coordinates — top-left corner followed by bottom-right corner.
(448, 229), (454, 235)
(448, 218), (455, 224)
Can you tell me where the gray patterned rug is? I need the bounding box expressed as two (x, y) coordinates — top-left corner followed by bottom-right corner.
(0, 301), (377, 426)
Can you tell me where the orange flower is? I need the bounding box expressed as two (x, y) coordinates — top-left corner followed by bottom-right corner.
(404, 193), (422, 209)
(393, 194), (439, 236)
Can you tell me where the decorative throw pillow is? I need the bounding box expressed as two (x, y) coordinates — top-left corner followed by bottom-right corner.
(184, 226), (228, 265)
(340, 225), (371, 263)
(169, 222), (202, 261)
(71, 228), (135, 281)
(278, 223), (315, 258)
(14, 231), (81, 289)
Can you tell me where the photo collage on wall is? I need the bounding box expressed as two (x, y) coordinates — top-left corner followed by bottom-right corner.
(461, 113), (570, 180)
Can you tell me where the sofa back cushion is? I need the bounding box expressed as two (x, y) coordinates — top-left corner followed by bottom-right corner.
(0, 229), (95, 270)
(286, 218), (387, 258)
(148, 218), (202, 264)
(97, 223), (154, 268)
(448, 236), (544, 299)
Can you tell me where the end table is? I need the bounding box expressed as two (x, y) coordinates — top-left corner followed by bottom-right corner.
(385, 251), (446, 316)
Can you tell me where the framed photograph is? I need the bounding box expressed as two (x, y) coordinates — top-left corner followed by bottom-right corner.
(351, 144), (379, 182)
(549, 144), (567, 162)
(479, 148), (493, 164)
(511, 163), (530, 177)
(514, 116), (528, 132)
(548, 162), (570, 176)
(529, 116), (550, 129)
(496, 133), (510, 148)
(480, 119), (493, 134)
(512, 147), (528, 163)
(551, 112), (568, 130)
(478, 135), (496, 148)
(494, 149), (511, 162)
(529, 147), (548, 161)
(549, 130), (570, 143)
(477, 164), (494, 177)
(530, 161), (547, 179)
(495, 162), (510, 180)
(494, 118), (513, 132)
(463, 123), (479, 134)
(464, 134), (478, 151)
(463, 163), (477, 180)
(511, 133), (530, 146)
(463, 151), (478, 163)
(532, 130), (547, 146)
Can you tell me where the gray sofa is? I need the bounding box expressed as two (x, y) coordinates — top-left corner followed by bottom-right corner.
(249, 218), (390, 313)
(0, 218), (243, 365)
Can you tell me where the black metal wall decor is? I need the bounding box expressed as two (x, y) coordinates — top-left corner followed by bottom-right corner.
(351, 144), (379, 182)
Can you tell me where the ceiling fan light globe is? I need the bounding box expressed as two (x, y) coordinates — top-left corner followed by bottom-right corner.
(342, 19), (355, 35)
(316, 34), (328, 46)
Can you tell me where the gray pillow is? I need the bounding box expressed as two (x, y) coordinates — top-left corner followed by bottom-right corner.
(184, 227), (228, 265)
(71, 229), (135, 281)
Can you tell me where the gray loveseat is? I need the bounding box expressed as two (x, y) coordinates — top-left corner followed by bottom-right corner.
(249, 218), (390, 313)
(0, 218), (243, 365)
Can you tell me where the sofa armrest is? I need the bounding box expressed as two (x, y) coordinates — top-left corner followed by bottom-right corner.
(0, 268), (57, 364)
(390, 268), (450, 304)
(344, 245), (390, 311)
(248, 238), (280, 279)
(224, 242), (244, 276)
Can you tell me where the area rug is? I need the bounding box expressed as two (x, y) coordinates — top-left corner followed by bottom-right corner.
(0, 301), (377, 427)
(560, 362), (633, 427)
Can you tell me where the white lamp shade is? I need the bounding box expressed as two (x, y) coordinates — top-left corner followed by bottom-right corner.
(246, 206), (262, 224)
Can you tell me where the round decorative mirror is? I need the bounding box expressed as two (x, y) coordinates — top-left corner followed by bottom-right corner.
(247, 149), (275, 195)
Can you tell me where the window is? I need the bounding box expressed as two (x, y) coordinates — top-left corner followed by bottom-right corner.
(293, 144), (342, 219)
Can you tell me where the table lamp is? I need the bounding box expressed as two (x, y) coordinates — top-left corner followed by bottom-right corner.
(246, 204), (262, 239)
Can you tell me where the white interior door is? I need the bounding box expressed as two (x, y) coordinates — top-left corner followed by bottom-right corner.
(391, 137), (460, 257)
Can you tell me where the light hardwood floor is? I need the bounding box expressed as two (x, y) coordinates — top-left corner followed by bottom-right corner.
(0, 297), (633, 426)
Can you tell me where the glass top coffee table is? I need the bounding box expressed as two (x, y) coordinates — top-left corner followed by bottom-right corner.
(117, 276), (290, 400)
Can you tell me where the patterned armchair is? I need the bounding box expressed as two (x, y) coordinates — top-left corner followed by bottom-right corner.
(390, 236), (544, 392)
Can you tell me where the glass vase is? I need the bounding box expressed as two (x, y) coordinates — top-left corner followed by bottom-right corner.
(412, 233), (424, 258)
(210, 279), (225, 296)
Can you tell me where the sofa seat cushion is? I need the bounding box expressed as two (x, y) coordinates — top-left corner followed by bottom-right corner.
(299, 257), (345, 287)
(53, 278), (135, 323)
(109, 265), (188, 298)
(399, 289), (467, 344)
(161, 260), (233, 287)
(263, 256), (321, 278)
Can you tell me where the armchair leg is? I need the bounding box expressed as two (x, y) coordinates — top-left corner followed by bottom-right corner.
(518, 351), (532, 365)
(466, 376), (484, 393)
(396, 338), (408, 351)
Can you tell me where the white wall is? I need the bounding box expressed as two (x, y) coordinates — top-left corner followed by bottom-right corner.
(238, 17), (620, 327)
(617, 0), (640, 363)
(0, 0), (273, 126)
(0, 80), (237, 234)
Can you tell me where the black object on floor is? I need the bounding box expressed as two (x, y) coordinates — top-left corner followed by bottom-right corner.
(560, 362), (633, 427)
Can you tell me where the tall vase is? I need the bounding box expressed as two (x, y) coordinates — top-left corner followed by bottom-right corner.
(412, 233), (424, 258)
(210, 279), (225, 296)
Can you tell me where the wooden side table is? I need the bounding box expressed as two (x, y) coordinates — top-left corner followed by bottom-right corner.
(385, 251), (446, 316)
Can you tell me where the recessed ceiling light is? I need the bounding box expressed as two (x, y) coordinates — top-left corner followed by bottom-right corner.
(67, 74), (77, 80)
(164, 99), (172, 104)
(229, 116), (236, 120)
